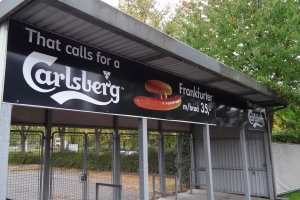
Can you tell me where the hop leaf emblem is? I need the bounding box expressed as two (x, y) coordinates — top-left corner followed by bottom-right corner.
(103, 71), (111, 80)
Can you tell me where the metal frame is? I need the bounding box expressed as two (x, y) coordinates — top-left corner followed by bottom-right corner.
(240, 129), (251, 200)
(163, 132), (190, 193)
(264, 131), (275, 200)
(0, 20), (9, 200)
(83, 132), (88, 200)
(176, 134), (182, 192)
(50, 131), (86, 200)
(95, 182), (122, 200)
(190, 124), (214, 200)
(152, 174), (178, 200)
(192, 130), (271, 197)
(9, 130), (44, 134)
(0, 20), (8, 106)
(0, 103), (12, 200)
(158, 121), (166, 197)
(50, 131), (115, 199)
(189, 168), (203, 193)
(9, 129), (44, 200)
(203, 124), (214, 200)
(42, 109), (52, 200)
(266, 112), (277, 199)
(112, 116), (120, 200)
(138, 118), (149, 200)
(161, 133), (186, 192)
(190, 124), (196, 191)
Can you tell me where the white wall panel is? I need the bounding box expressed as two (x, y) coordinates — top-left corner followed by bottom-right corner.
(194, 126), (269, 197)
(272, 143), (300, 195)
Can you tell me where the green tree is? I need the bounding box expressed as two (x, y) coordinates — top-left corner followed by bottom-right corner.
(163, 0), (300, 134)
(94, 128), (102, 154)
(172, 0), (300, 99)
(118, 0), (300, 135)
(10, 125), (44, 153)
(273, 107), (300, 136)
(119, 130), (139, 151)
(118, 0), (175, 29)
(58, 126), (66, 150)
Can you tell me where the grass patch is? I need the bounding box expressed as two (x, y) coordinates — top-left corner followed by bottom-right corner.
(280, 190), (300, 200)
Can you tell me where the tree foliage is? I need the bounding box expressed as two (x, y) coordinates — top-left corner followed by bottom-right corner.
(272, 133), (300, 144)
(168, 0), (300, 104)
(165, 0), (300, 135)
(273, 107), (300, 136)
(118, 0), (175, 29)
(119, 0), (300, 135)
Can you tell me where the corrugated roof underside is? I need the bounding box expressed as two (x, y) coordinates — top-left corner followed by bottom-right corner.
(12, 1), (277, 105)
(209, 81), (253, 94)
(148, 57), (216, 81)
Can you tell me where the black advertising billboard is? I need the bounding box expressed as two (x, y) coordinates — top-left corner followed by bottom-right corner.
(216, 101), (267, 131)
(4, 19), (216, 125)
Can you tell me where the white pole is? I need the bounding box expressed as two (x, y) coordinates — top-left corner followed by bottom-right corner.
(203, 124), (214, 200)
(138, 118), (149, 200)
(240, 129), (251, 200)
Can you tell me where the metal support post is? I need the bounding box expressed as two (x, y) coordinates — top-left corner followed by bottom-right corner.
(83, 134), (88, 200)
(138, 118), (149, 200)
(202, 124), (214, 200)
(42, 109), (52, 200)
(158, 120), (166, 196)
(0, 20), (8, 107)
(0, 103), (12, 200)
(40, 133), (45, 200)
(263, 131), (274, 200)
(266, 112), (277, 199)
(268, 119), (277, 199)
(0, 13), (10, 200)
(189, 124), (196, 193)
(113, 116), (121, 200)
(240, 129), (251, 200)
(176, 134), (182, 192)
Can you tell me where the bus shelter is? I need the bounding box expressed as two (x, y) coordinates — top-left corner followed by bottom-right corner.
(0, 0), (287, 200)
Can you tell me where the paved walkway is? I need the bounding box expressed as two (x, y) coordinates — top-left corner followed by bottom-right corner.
(159, 189), (269, 200)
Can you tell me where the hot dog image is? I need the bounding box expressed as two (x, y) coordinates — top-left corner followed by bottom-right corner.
(134, 80), (182, 111)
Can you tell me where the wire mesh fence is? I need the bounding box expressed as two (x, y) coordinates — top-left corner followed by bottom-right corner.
(120, 133), (140, 199)
(152, 174), (179, 200)
(96, 183), (122, 200)
(51, 132), (85, 200)
(6, 129), (183, 200)
(119, 133), (161, 199)
(87, 132), (113, 199)
(6, 130), (44, 200)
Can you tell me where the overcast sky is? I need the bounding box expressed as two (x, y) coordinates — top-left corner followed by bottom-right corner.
(101, 0), (180, 8)
(101, 0), (118, 7)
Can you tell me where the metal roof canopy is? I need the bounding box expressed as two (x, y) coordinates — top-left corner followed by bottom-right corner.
(0, 0), (287, 129)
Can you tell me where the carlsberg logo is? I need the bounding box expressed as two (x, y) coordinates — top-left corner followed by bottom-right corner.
(23, 52), (121, 105)
(248, 110), (265, 128)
